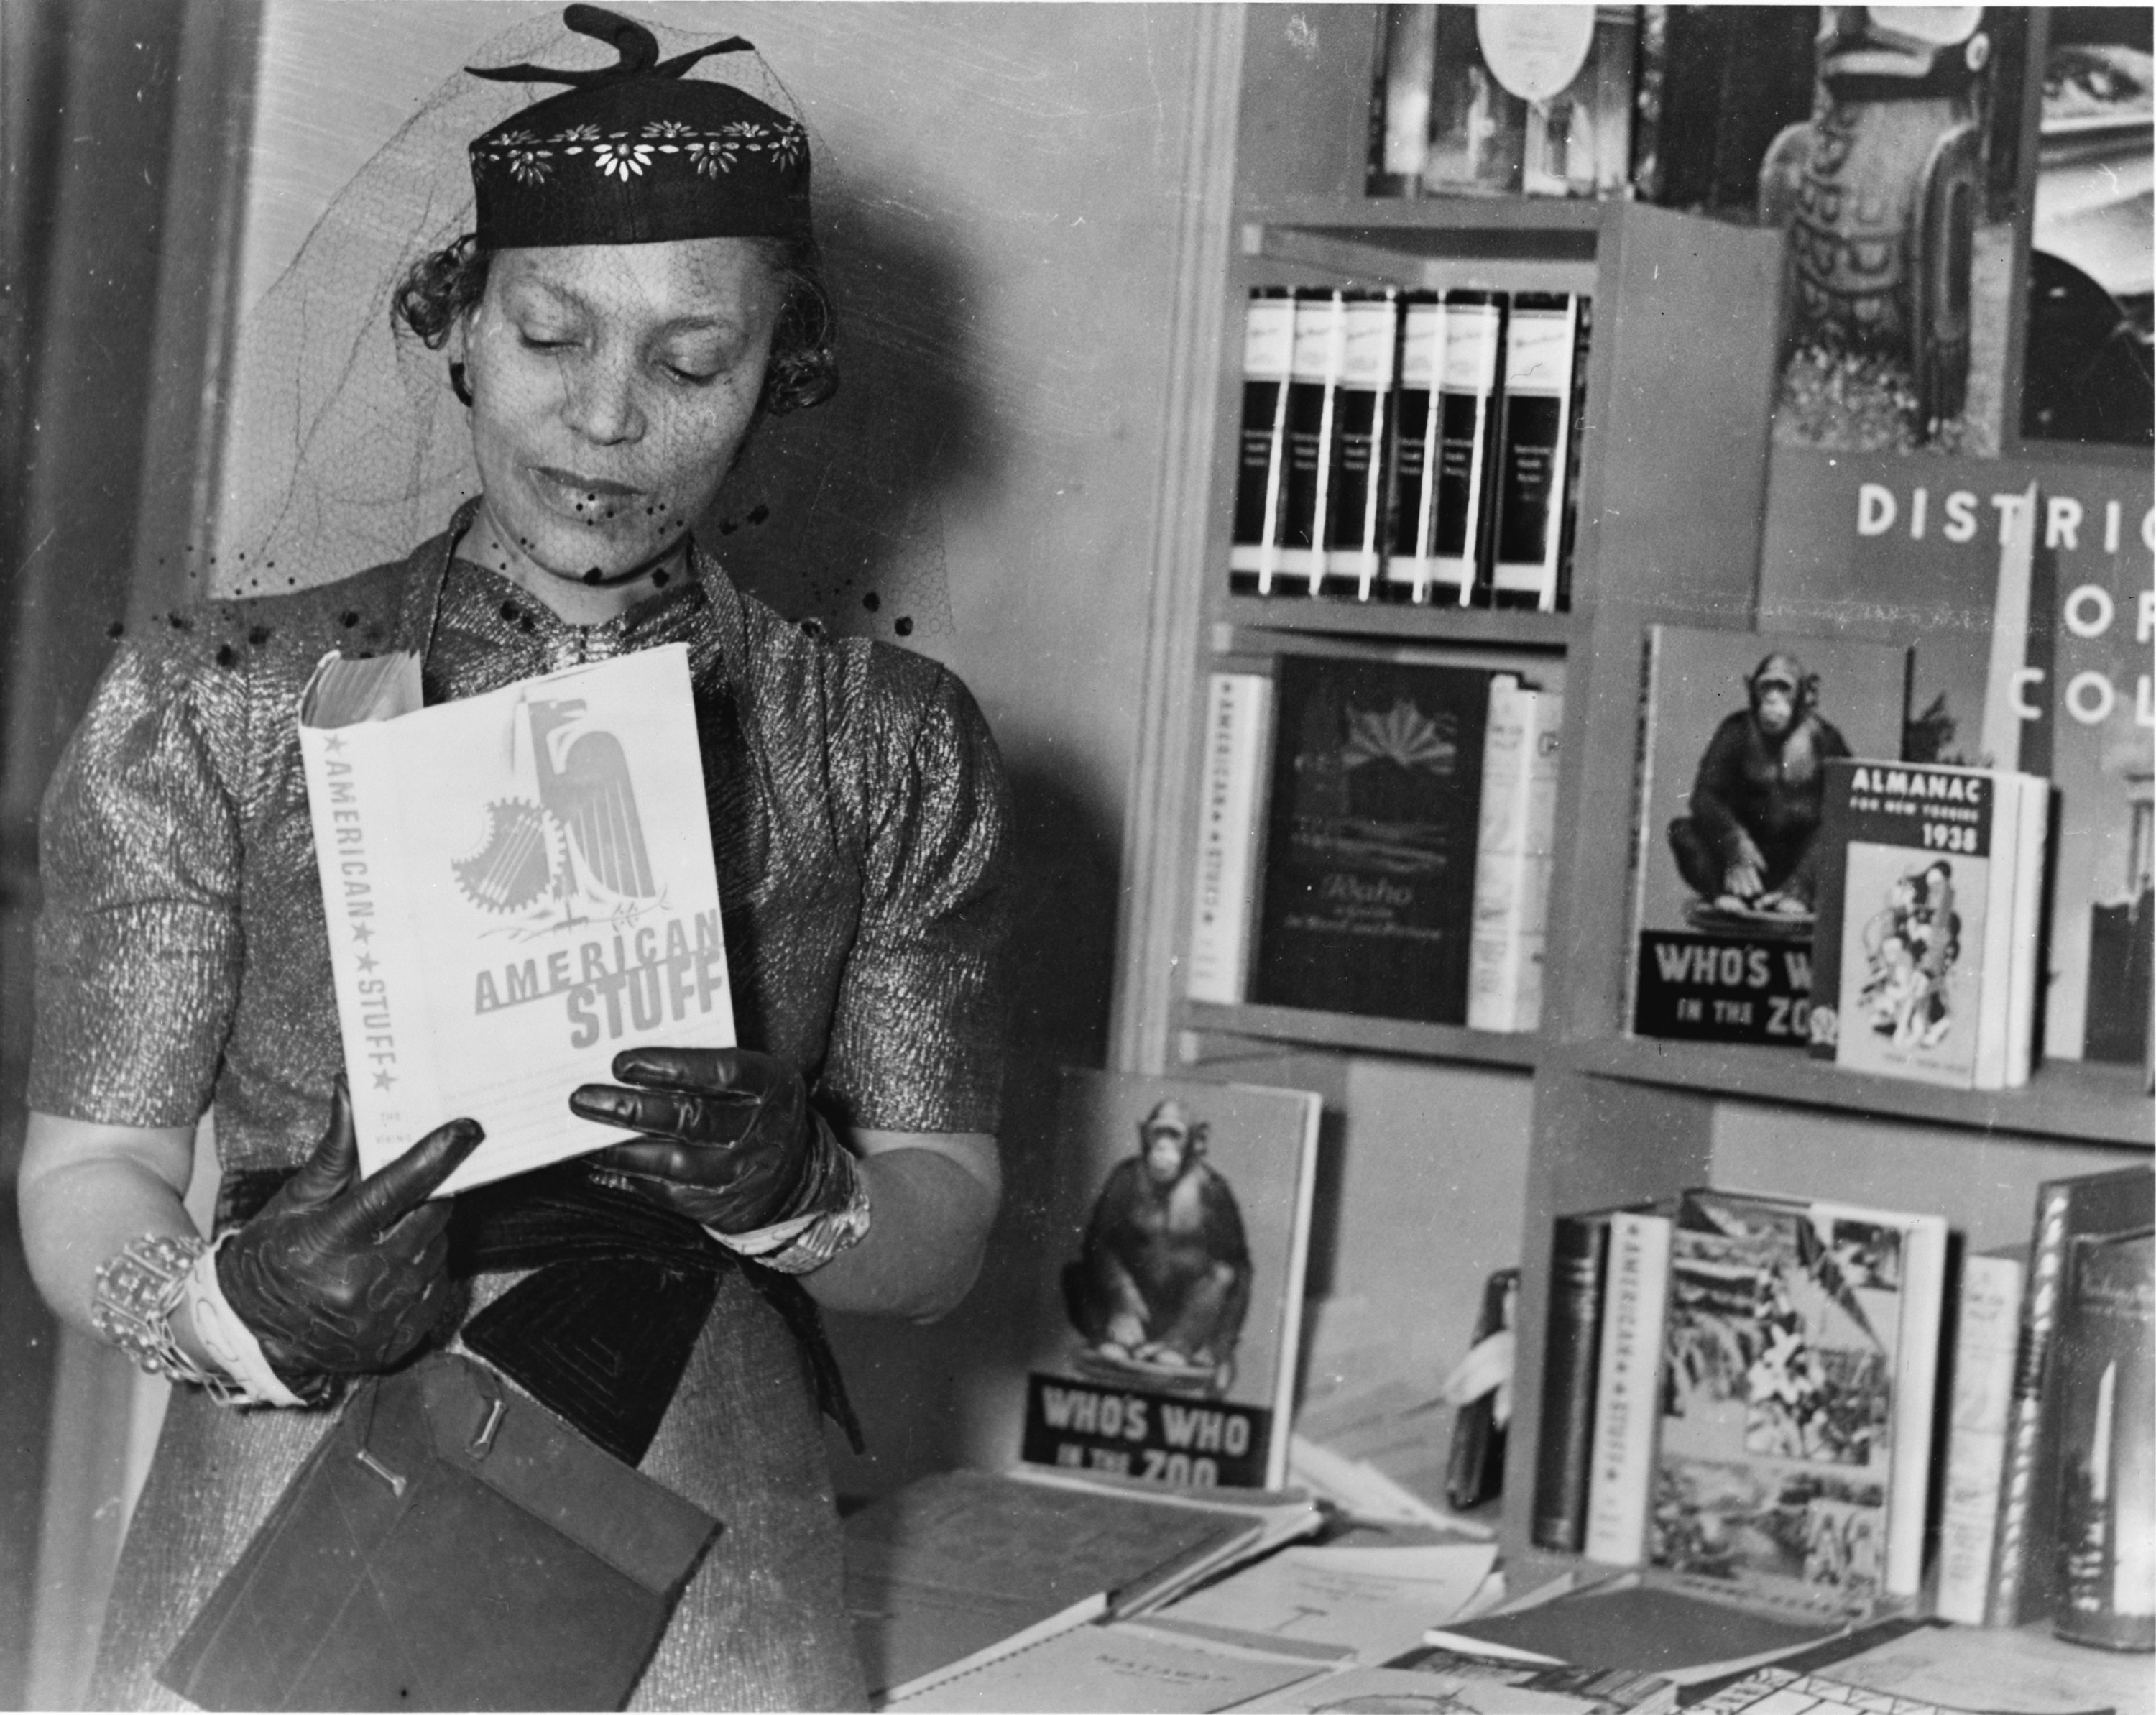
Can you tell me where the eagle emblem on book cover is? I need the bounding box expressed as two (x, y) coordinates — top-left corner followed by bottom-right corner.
(455, 696), (658, 927)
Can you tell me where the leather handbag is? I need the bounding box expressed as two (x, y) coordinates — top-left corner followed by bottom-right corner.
(158, 1351), (722, 1711)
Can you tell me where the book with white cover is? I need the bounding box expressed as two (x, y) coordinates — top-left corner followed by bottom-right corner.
(1934, 1248), (2027, 1624)
(297, 643), (733, 1195)
(1185, 671), (1273, 1005)
(1468, 679), (1562, 1031)
(1582, 1209), (1671, 1565)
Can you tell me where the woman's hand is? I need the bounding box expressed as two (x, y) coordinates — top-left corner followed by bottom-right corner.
(215, 1079), (482, 1398)
(568, 1047), (829, 1234)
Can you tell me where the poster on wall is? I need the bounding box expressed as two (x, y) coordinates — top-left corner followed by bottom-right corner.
(2019, 6), (2155, 449)
(1761, 450), (2155, 1070)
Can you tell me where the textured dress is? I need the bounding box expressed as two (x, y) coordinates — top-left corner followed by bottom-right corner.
(30, 502), (1010, 1711)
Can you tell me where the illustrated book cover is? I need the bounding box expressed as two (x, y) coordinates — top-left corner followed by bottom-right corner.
(1650, 1188), (1947, 1612)
(1628, 626), (1910, 1046)
(1253, 654), (1495, 1024)
(1807, 760), (2046, 1090)
(298, 643), (733, 1195)
(1021, 1069), (1321, 1491)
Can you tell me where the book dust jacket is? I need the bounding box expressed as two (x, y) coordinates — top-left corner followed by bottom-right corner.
(1651, 1191), (1915, 1614)
(1021, 1070), (1319, 1491)
(1253, 656), (1493, 1024)
(298, 643), (734, 1195)
(1628, 626), (1909, 1046)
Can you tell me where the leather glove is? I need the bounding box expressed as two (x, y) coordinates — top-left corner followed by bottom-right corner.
(569, 1047), (849, 1237)
(217, 1077), (483, 1402)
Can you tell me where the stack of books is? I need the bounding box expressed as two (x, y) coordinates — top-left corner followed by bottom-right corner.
(1187, 656), (1561, 1033)
(1227, 286), (1589, 612)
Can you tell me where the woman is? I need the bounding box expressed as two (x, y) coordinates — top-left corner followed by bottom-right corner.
(17, 9), (1008, 1708)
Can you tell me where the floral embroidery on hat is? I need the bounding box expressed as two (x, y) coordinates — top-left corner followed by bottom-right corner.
(594, 134), (655, 179)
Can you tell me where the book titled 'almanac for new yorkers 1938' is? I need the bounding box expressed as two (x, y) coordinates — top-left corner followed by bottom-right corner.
(1021, 1070), (1321, 1492)
(297, 643), (734, 1197)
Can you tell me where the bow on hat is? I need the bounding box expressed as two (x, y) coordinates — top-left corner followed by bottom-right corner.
(465, 5), (811, 249)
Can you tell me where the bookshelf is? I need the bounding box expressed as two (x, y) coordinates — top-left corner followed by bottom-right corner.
(1119, 1), (2155, 1608)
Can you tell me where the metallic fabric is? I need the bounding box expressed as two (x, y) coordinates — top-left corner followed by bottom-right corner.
(33, 502), (1010, 1710)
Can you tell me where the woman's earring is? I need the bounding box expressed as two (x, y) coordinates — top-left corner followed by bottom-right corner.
(449, 362), (473, 408)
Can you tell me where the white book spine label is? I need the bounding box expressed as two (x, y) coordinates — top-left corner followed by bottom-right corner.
(1187, 674), (1271, 1004)
(299, 722), (440, 1174)
(1936, 1252), (2027, 1624)
(1468, 679), (1529, 1030)
(1583, 1211), (1672, 1565)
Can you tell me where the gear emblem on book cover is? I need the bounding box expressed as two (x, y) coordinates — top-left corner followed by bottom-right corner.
(455, 799), (552, 913)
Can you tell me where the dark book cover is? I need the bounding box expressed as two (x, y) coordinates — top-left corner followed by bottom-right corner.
(2052, 1228), (2156, 1650)
(1445, 1266), (1517, 1512)
(1275, 289), (1344, 596)
(1381, 291), (1442, 602)
(1989, 1165), (2155, 1627)
(1627, 625), (1910, 1046)
(1532, 1211), (1616, 1551)
(1429, 290), (1505, 604)
(1253, 656), (1493, 1024)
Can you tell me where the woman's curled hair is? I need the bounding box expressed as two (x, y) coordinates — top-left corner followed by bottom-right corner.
(391, 231), (839, 415)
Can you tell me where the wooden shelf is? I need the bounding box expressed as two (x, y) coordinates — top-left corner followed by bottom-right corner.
(1243, 224), (1600, 298)
(1180, 999), (1542, 1070)
(1217, 597), (1575, 650)
(1565, 1036), (2155, 1149)
(1243, 191), (1611, 234)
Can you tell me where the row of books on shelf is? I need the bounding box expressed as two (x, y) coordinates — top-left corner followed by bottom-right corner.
(1230, 285), (1588, 612)
(1186, 593), (2151, 1087)
(1530, 1165), (2155, 1650)
(1189, 656), (1561, 1034)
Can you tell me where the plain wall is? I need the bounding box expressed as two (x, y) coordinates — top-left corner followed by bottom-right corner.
(234, 0), (1212, 1494)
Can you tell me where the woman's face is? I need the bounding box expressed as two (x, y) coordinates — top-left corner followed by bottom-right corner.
(461, 237), (781, 592)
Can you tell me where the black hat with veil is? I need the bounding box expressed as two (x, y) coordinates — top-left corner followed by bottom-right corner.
(206, 5), (823, 600)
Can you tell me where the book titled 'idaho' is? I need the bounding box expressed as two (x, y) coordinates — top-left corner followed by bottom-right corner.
(1253, 656), (1492, 1024)
(298, 643), (734, 1195)
(1022, 1070), (1319, 1491)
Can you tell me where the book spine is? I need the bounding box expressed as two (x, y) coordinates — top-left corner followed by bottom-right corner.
(1935, 1250), (2028, 1624)
(1973, 770), (2023, 1092)
(2053, 1233), (2156, 1651)
(1428, 291), (1504, 605)
(1468, 677), (1529, 1031)
(1989, 1183), (2075, 1624)
(1533, 1211), (1613, 1550)
(1583, 1211), (1672, 1565)
(1445, 1266), (1519, 1511)
(1370, 4), (1438, 196)
(1185, 673), (1273, 1005)
(1275, 289), (1346, 596)
(1623, 629), (1663, 1034)
(1227, 290), (1294, 596)
(1514, 690), (1564, 1033)
(1808, 760), (1858, 1059)
(297, 723), (433, 1174)
(1883, 1214), (1949, 1600)
(2003, 776), (2048, 1089)
(1488, 293), (1580, 612)
(1382, 293), (1445, 602)
(1321, 290), (1401, 600)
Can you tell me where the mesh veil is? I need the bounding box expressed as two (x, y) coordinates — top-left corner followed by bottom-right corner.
(205, 9), (811, 600)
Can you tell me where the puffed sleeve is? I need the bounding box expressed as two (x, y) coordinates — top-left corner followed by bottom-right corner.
(28, 635), (246, 1128)
(818, 653), (1010, 1135)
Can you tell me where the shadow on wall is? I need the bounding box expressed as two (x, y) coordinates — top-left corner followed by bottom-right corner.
(705, 167), (1005, 649)
(696, 165), (1125, 1494)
